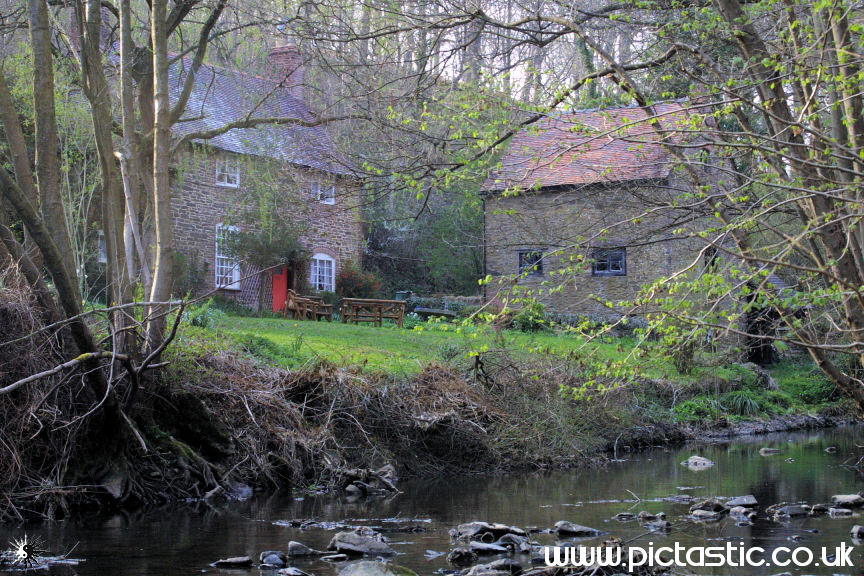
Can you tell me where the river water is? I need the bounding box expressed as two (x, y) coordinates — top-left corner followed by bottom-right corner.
(2, 426), (864, 575)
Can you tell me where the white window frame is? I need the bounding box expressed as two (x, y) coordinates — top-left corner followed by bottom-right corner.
(311, 179), (336, 205)
(310, 253), (336, 292)
(215, 224), (241, 289)
(215, 158), (240, 188)
(97, 230), (107, 264)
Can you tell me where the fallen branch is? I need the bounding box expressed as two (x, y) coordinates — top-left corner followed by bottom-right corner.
(0, 351), (130, 396)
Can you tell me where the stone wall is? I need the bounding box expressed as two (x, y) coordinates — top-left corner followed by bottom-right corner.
(172, 147), (364, 310)
(483, 179), (699, 319)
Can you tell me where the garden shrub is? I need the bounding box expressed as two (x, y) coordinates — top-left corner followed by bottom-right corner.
(184, 299), (226, 328)
(512, 299), (549, 332)
(337, 261), (384, 298)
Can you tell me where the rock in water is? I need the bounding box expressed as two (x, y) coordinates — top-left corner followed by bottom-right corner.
(829, 507), (853, 517)
(759, 447), (782, 456)
(260, 550), (288, 567)
(681, 456), (715, 470)
(322, 554), (350, 562)
(769, 504), (808, 518)
(636, 511), (665, 521)
(288, 541), (324, 556)
(212, 556), (253, 568)
(851, 525), (864, 538)
(494, 533), (531, 553)
(554, 521), (601, 536)
(831, 494), (864, 508)
(730, 506), (756, 519)
(726, 495), (758, 508)
(339, 561), (418, 576)
(448, 547), (479, 567)
(689, 499), (728, 514)
(469, 542), (509, 554)
(278, 568), (313, 576)
(452, 521), (527, 541)
(690, 509), (723, 521)
(329, 530), (396, 556)
(465, 559), (523, 576)
(645, 520), (672, 532)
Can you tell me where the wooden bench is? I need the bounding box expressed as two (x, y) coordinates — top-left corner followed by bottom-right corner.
(305, 295), (334, 322)
(341, 298), (407, 328)
(284, 289), (333, 321)
(413, 307), (457, 319)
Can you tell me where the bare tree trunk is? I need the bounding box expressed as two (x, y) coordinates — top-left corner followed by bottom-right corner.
(118, 0), (152, 290)
(78, 0), (133, 354)
(147, 0), (176, 350)
(28, 0), (74, 279)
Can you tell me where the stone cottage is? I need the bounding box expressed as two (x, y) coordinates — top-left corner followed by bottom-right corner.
(169, 45), (364, 312)
(482, 102), (701, 318)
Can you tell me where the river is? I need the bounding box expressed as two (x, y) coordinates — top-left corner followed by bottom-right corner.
(2, 426), (864, 575)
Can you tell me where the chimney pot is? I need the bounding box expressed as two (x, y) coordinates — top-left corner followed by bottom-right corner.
(267, 44), (305, 101)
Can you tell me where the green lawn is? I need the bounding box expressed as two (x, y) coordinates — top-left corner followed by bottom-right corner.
(216, 315), (743, 383)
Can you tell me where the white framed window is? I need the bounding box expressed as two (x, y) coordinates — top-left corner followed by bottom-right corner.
(215, 224), (241, 289)
(215, 158), (240, 187)
(97, 230), (107, 264)
(310, 253), (336, 292)
(311, 179), (336, 205)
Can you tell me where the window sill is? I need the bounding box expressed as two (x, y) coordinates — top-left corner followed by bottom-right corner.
(217, 285), (242, 291)
(215, 182), (240, 188)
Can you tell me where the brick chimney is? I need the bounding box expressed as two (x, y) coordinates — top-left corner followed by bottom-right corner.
(267, 44), (305, 101)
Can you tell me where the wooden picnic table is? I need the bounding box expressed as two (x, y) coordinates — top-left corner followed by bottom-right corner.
(340, 298), (407, 327)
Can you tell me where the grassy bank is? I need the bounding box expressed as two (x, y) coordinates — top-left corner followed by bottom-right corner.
(153, 311), (851, 487)
(191, 313), (843, 423)
(152, 311), (850, 484)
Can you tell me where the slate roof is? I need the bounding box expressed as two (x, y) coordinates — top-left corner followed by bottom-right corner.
(482, 102), (691, 192)
(170, 60), (352, 175)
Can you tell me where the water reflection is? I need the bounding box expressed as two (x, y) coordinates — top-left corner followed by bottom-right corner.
(1, 427), (863, 575)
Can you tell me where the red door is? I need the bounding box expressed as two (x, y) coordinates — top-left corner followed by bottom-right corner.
(272, 267), (289, 313)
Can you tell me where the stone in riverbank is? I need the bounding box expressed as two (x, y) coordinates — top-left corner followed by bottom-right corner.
(689, 499), (727, 514)
(681, 455), (714, 470)
(278, 568), (314, 576)
(494, 533), (531, 553)
(726, 495), (757, 507)
(288, 541), (326, 556)
(831, 494), (864, 508)
(769, 503), (808, 518)
(470, 542), (509, 554)
(329, 530), (396, 556)
(448, 547), (479, 566)
(452, 522), (527, 541)
(554, 521), (602, 537)
(463, 558), (523, 576)
(339, 560), (418, 576)
(260, 550), (288, 567)
(212, 556), (254, 568)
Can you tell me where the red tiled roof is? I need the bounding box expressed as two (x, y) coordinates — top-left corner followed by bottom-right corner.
(482, 102), (691, 192)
